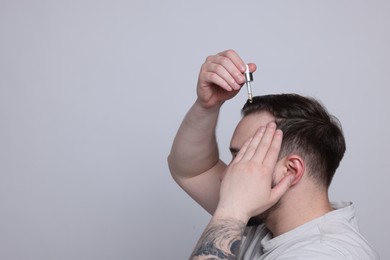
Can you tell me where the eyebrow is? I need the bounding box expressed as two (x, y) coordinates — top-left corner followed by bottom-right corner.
(229, 147), (240, 156)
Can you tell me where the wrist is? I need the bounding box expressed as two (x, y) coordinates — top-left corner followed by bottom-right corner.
(194, 97), (224, 112)
(213, 205), (251, 224)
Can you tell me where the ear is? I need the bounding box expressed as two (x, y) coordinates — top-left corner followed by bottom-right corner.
(284, 155), (305, 186)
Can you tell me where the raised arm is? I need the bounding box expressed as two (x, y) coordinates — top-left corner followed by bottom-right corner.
(167, 50), (256, 214)
(190, 123), (294, 259)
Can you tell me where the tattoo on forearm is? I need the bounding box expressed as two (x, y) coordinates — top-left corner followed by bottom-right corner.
(190, 218), (246, 260)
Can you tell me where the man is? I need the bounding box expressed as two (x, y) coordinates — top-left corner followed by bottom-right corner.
(167, 50), (379, 259)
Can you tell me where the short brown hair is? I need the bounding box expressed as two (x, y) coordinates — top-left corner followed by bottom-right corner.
(242, 94), (346, 187)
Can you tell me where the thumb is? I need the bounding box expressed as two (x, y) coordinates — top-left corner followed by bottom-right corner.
(247, 63), (257, 73)
(269, 174), (294, 204)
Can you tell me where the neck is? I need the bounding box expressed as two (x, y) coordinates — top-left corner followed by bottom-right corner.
(263, 185), (332, 237)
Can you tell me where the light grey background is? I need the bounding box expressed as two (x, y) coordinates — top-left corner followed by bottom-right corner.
(0, 0), (388, 259)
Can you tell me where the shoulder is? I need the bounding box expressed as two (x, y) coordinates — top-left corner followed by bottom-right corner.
(276, 238), (379, 260)
(275, 216), (380, 260)
(313, 202), (379, 259)
(241, 202), (380, 259)
(271, 201), (379, 259)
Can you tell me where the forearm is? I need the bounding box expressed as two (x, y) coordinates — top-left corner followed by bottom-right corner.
(168, 98), (222, 178)
(189, 212), (247, 260)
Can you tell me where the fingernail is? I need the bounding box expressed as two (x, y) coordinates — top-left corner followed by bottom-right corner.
(259, 126), (266, 133)
(268, 122), (276, 128)
(275, 129), (283, 136)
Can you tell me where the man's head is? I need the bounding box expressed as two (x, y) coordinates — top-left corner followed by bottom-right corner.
(231, 93), (346, 188)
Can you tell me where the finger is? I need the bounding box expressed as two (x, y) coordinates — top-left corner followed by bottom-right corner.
(269, 174), (294, 204)
(247, 63), (257, 73)
(218, 50), (258, 86)
(204, 62), (240, 90)
(218, 49), (246, 73)
(214, 55), (246, 86)
(232, 137), (252, 163)
(252, 122), (277, 162)
(262, 129), (283, 171)
(202, 71), (233, 91)
(240, 126), (266, 162)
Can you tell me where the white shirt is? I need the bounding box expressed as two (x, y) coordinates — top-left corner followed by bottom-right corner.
(238, 201), (379, 259)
